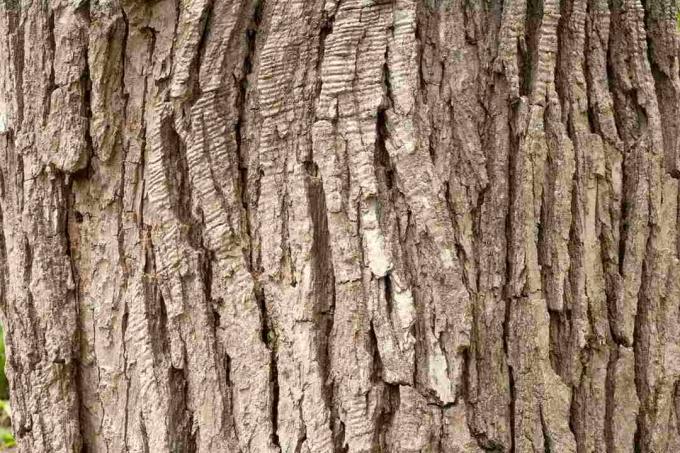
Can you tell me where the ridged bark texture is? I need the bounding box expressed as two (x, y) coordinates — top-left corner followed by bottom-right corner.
(1, 0), (680, 451)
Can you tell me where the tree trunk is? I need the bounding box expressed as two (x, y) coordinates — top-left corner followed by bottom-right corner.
(1, 0), (679, 451)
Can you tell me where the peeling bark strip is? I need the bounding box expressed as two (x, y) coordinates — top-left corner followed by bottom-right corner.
(1, 0), (680, 451)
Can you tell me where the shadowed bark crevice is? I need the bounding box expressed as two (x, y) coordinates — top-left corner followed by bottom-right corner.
(44, 8), (56, 125)
(235, 0), (263, 273)
(305, 159), (335, 416)
(521, 0), (544, 97)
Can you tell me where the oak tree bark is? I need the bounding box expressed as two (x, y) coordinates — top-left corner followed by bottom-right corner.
(1, 0), (680, 451)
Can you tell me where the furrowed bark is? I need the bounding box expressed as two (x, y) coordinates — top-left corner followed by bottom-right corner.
(1, 0), (680, 452)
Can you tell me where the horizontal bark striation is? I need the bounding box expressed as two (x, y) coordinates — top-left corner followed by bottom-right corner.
(1, 0), (680, 451)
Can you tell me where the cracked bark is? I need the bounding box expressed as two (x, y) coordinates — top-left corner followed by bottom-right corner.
(1, 0), (680, 452)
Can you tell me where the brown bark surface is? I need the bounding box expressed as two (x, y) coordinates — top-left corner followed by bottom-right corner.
(1, 0), (680, 451)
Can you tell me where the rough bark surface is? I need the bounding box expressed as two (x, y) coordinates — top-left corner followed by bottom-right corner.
(1, 0), (680, 451)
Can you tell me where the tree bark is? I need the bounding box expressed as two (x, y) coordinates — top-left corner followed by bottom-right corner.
(1, 0), (679, 451)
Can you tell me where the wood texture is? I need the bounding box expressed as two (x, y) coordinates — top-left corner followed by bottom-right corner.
(1, 0), (679, 451)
